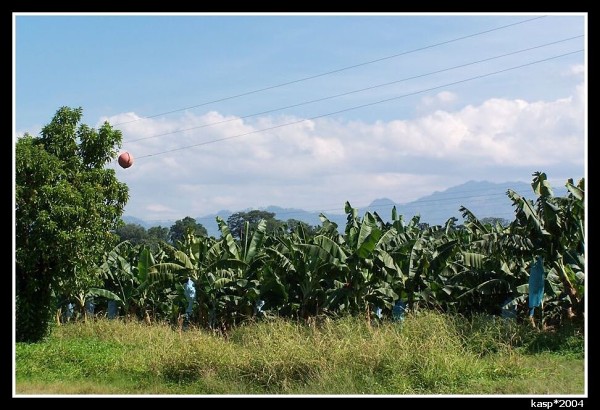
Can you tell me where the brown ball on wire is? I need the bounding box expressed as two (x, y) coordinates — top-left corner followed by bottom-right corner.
(118, 152), (134, 169)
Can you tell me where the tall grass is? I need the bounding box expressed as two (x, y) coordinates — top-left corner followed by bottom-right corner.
(15, 311), (585, 395)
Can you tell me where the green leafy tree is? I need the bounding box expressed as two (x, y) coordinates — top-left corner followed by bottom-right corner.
(169, 217), (208, 244)
(116, 223), (148, 245)
(227, 210), (284, 240)
(15, 106), (129, 342)
(285, 219), (319, 237)
(147, 225), (170, 249)
(480, 217), (510, 228)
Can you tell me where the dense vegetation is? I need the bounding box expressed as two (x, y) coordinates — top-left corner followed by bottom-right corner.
(15, 312), (584, 395)
(62, 172), (584, 334)
(15, 107), (586, 395)
(17, 109), (584, 337)
(15, 107), (128, 342)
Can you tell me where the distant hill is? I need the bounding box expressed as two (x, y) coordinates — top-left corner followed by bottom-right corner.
(122, 215), (173, 230)
(357, 180), (560, 226)
(121, 215), (149, 227)
(123, 180), (568, 238)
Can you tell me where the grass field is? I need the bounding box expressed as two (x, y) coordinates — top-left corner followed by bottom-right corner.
(14, 311), (585, 396)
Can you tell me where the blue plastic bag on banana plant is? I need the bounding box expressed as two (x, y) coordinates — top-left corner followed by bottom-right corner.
(85, 297), (95, 315)
(184, 278), (196, 315)
(64, 302), (74, 321)
(528, 256), (545, 316)
(107, 300), (118, 319)
(255, 299), (265, 315)
(392, 300), (406, 322)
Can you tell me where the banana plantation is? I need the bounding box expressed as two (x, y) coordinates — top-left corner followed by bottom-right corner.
(72, 172), (584, 330)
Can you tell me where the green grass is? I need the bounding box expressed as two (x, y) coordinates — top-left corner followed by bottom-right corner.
(14, 311), (585, 395)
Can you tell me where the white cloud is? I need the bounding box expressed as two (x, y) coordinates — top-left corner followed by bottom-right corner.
(114, 83), (584, 220)
(146, 204), (175, 213)
(567, 64), (585, 76)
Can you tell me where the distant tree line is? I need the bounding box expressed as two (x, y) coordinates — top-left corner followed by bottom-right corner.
(117, 210), (321, 247)
(119, 212), (510, 247)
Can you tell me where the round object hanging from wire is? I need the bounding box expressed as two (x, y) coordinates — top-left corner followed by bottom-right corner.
(118, 151), (134, 168)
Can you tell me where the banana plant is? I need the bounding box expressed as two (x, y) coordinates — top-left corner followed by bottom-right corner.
(157, 217), (268, 328)
(263, 228), (348, 318)
(447, 206), (531, 315)
(325, 202), (401, 316)
(93, 241), (164, 319)
(507, 172), (585, 319)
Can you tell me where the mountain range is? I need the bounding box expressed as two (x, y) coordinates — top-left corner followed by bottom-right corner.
(123, 180), (568, 238)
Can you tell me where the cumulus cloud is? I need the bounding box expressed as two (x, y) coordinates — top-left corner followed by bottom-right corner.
(113, 84), (584, 220)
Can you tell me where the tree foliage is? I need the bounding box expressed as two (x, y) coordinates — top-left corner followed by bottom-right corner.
(480, 217), (510, 228)
(19, 161), (583, 334)
(227, 210), (284, 240)
(107, 173), (583, 330)
(147, 226), (170, 247)
(284, 219), (319, 237)
(169, 217), (208, 244)
(116, 223), (148, 245)
(15, 106), (129, 342)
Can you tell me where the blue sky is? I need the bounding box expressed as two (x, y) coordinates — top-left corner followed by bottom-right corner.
(14, 12), (586, 224)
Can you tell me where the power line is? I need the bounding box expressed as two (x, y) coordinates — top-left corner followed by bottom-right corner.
(114, 15), (547, 126)
(125, 35), (582, 144)
(136, 49), (583, 160)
